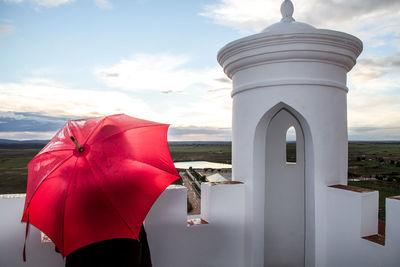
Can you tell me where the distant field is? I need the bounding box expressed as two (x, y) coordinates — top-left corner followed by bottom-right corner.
(169, 143), (231, 164)
(1, 142), (399, 200)
(0, 149), (40, 194)
(169, 142), (400, 180)
(349, 142), (400, 155)
(348, 142), (400, 179)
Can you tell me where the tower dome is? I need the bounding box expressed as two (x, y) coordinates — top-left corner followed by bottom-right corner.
(218, 0), (363, 85)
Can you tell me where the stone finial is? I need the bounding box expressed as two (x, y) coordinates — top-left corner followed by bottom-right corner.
(280, 0), (295, 23)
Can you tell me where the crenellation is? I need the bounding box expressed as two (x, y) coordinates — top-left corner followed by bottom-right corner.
(145, 182), (246, 267)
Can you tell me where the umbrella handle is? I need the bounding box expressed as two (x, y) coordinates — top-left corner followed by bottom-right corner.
(23, 213), (30, 262)
(70, 136), (84, 152)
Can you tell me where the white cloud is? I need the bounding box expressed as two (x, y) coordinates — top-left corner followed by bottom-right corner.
(4, 0), (75, 7)
(0, 111), (25, 120)
(347, 55), (400, 134)
(200, 0), (400, 39)
(0, 131), (56, 140)
(36, 0), (75, 7)
(95, 54), (192, 92)
(0, 68), (233, 130)
(164, 97), (231, 128)
(348, 90), (400, 128)
(354, 54), (400, 80)
(3, 0), (23, 3)
(0, 52), (234, 141)
(0, 78), (156, 120)
(94, 53), (229, 94)
(0, 24), (14, 40)
(201, 0), (276, 33)
(348, 126), (400, 140)
(94, 53), (233, 128)
(4, 0), (112, 9)
(94, 0), (111, 9)
(168, 126), (231, 141)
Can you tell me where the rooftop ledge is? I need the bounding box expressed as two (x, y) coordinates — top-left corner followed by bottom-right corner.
(206, 181), (243, 186)
(329, 184), (374, 193)
(187, 218), (209, 227)
(0, 193), (26, 198)
(362, 234), (385, 246)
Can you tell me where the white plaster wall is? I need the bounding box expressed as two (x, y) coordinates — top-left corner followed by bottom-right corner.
(0, 196), (65, 267)
(383, 198), (400, 266)
(324, 187), (400, 267)
(231, 61), (347, 92)
(218, 24), (362, 267)
(232, 84), (347, 267)
(146, 183), (245, 267)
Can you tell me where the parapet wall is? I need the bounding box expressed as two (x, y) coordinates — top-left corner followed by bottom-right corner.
(0, 195), (64, 267)
(326, 185), (400, 267)
(146, 182), (245, 267)
(1, 183), (399, 267)
(0, 182), (245, 267)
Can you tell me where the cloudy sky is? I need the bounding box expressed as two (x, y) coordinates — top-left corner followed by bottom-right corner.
(0, 0), (399, 141)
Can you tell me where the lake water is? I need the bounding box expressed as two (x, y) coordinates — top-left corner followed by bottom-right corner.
(174, 161), (232, 169)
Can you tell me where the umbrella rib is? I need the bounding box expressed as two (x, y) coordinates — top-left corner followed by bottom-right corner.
(82, 156), (138, 239)
(66, 121), (76, 141)
(62, 155), (80, 256)
(90, 124), (166, 146)
(83, 117), (107, 145)
(133, 159), (180, 179)
(26, 154), (75, 209)
(31, 149), (74, 162)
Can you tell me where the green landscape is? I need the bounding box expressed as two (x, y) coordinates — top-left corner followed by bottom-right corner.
(1, 141), (400, 220)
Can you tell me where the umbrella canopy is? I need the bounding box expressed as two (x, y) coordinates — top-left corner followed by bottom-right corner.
(21, 114), (180, 258)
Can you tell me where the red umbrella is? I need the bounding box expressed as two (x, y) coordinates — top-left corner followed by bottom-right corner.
(21, 114), (180, 259)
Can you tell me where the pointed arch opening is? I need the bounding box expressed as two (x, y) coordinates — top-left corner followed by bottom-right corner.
(251, 102), (315, 267)
(264, 109), (305, 266)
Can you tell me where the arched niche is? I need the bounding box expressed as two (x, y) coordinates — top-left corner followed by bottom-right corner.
(265, 109), (304, 266)
(252, 103), (315, 267)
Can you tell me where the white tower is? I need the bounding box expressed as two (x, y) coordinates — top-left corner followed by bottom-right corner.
(218, 1), (363, 266)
